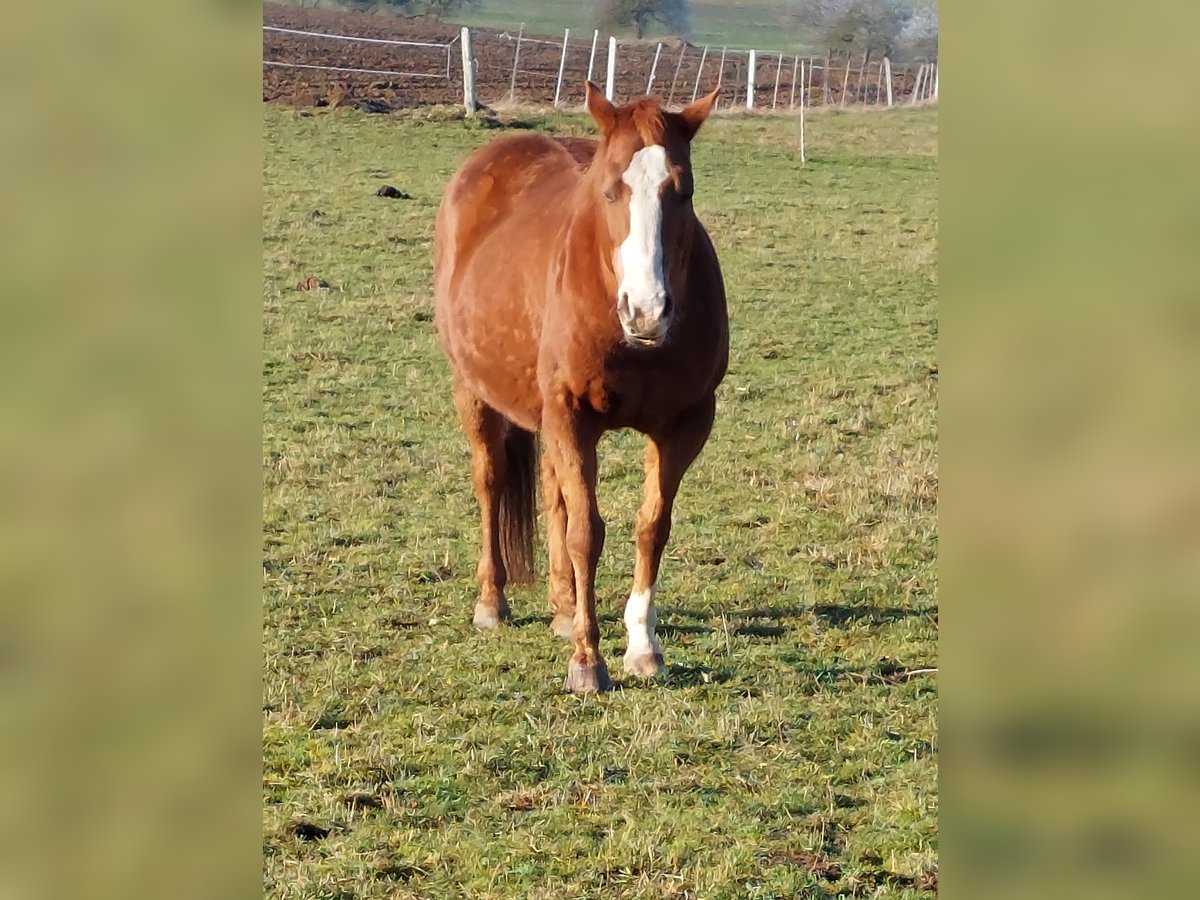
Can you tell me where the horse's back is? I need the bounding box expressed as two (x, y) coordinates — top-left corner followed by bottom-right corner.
(435, 135), (593, 430)
(435, 135), (591, 284)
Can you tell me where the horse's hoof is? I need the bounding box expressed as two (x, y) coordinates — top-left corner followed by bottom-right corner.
(563, 659), (612, 693)
(623, 651), (665, 679)
(549, 612), (575, 640)
(472, 601), (510, 629)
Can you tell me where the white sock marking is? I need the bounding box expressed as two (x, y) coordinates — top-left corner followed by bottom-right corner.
(624, 583), (662, 659)
(617, 145), (670, 324)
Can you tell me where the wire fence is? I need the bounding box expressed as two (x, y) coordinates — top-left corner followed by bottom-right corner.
(262, 22), (937, 113)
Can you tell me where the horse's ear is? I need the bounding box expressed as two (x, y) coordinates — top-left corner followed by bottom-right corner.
(679, 85), (720, 138)
(585, 81), (618, 136)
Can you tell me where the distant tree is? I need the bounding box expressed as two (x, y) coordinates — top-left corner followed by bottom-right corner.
(898, 1), (937, 60)
(787, 0), (912, 58)
(597, 0), (693, 41)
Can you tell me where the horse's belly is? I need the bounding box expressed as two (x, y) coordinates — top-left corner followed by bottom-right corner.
(445, 326), (542, 431)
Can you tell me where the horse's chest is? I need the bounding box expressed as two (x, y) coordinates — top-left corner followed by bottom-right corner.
(554, 311), (725, 430)
(573, 359), (709, 430)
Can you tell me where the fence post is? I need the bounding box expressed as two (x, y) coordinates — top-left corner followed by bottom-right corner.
(772, 51), (783, 109)
(839, 54), (851, 107)
(822, 52), (830, 105)
(746, 49), (756, 109)
(855, 50), (869, 105)
(460, 27), (477, 116)
(715, 46), (727, 108)
(508, 23), (524, 102)
(586, 29), (599, 84)
(554, 28), (570, 106)
(647, 42), (663, 94)
(875, 60), (883, 105)
(798, 60), (805, 164)
(884, 57), (892, 106)
(789, 55), (798, 108)
(932, 63), (938, 100)
(691, 46), (709, 102)
(605, 36), (617, 100)
(910, 63), (925, 104)
(667, 44), (686, 105)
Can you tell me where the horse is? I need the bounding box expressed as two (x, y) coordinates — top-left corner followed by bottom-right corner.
(433, 82), (728, 693)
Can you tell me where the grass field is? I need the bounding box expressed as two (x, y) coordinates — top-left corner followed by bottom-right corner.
(263, 103), (938, 897)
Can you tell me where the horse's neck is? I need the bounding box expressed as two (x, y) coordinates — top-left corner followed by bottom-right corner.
(561, 189), (618, 302)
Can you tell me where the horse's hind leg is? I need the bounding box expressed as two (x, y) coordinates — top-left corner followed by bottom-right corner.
(625, 396), (716, 678)
(541, 454), (576, 639)
(453, 383), (512, 628)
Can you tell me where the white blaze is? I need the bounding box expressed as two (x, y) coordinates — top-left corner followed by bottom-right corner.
(624, 583), (662, 660)
(617, 145), (670, 324)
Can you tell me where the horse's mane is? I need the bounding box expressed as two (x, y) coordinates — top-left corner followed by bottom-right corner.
(625, 98), (667, 146)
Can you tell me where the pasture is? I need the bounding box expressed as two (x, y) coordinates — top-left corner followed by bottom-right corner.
(263, 104), (938, 897)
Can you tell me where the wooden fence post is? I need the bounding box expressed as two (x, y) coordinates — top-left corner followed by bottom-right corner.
(789, 55), (799, 108)
(554, 28), (570, 107)
(932, 63), (938, 100)
(586, 29), (599, 84)
(855, 50), (869, 105)
(839, 54), (852, 107)
(647, 42), (663, 94)
(772, 52), (783, 108)
(605, 36), (617, 100)
(910, 63), (925, 104)
(884, 57), (892, 106)
(460, 27), (477, 116)
(746, 49), (756, 109)
(715, 46), (727, 109)
(691, 46), (709, 102)
(508, 23), (524, 102)
(822, 51), (830, 105)
(798, 59), (805, 164)
(667, 44), (686, 105)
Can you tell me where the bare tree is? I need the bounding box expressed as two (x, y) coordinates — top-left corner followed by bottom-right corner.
(596, 0), (693, 41)
(899, 1), (938, 60)
(787, 0), (912, 58)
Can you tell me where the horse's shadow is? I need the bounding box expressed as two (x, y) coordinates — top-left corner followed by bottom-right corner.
(512, 600), (936, 633)
(810, 603), (937, 627)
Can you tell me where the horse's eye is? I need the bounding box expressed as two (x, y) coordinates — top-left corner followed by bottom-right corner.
(603, 187), (618, 203)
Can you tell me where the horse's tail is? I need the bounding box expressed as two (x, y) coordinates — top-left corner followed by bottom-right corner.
(500, 425), (538, 584)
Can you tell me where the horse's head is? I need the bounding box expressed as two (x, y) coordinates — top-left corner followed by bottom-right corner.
(584, 81), (719, 349)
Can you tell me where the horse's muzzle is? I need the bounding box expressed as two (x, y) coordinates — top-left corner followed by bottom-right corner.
(618, 292), (673, 348)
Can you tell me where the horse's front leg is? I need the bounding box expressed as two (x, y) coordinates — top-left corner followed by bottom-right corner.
(625, 396), (716, 678)
(543, 402), (610, 693)
(541, 453), (577, 639)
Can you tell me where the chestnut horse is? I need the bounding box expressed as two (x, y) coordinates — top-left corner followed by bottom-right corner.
(433, 83), (728, 693)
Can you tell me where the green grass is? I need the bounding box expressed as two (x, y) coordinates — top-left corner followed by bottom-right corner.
(263, 103), (938, 898)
